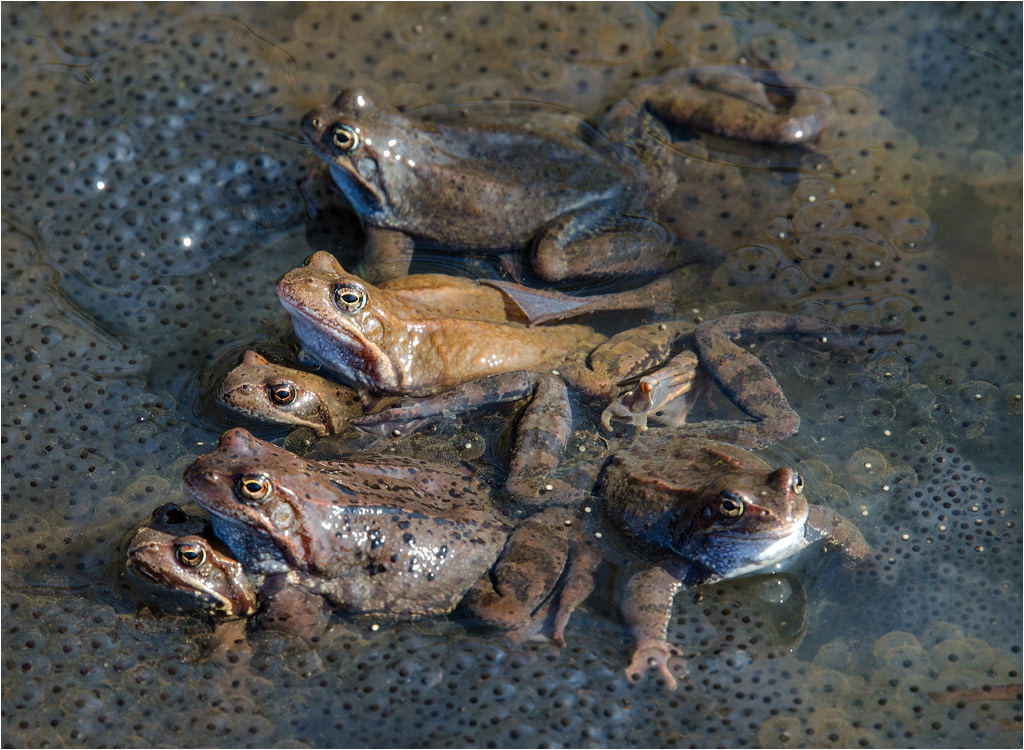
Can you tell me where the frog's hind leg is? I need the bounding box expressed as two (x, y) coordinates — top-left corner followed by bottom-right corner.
(461, 507), (573, 638)
(505, 375), (575, 502)
(687, 312), (884, 448)
(531, 206), (677, 283)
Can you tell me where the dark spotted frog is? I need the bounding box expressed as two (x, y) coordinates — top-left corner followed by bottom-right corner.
(184, 428), (597, 641)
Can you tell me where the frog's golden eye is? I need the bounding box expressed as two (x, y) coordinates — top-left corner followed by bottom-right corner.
(236, 473), (272, 503)
(791, 473), (804, 495)
(175, 542), (206, 568)
(718, 491), (745, 518)
(269, 383), (297, 405)
(332, 283), (366, 313)
(332, 124), (359, 153)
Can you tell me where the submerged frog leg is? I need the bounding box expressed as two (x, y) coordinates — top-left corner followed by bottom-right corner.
(358, 226), (416, 283)
(601, 351), (700, 431)
(350, 371), (537, 438)
(620, 560), (698, 691)
(805, 504), (895, 583)
(208, 619), (251, 669)
(505, 375), (574, 501)
(531, 203), (677, 283)
(637, 65), (834, 146)
(257, 574), (331, 638)
(462, 508), (572, 636)
(547, 533), (602, 646)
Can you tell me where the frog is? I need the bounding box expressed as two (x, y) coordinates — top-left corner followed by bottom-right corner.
(594, 435), (879, 691)
(300, 67), (834, 282)
(218, 350), (375, 436)
(278, 253), (885, 496)
(124, 503), (257, 663)
(184, 428), (599, 642)
(300, 88), (679, 282)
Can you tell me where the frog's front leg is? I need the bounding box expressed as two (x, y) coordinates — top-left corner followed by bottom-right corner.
(601, 351), (701, 431)
(257, 573), (331, 638)
(357, 226), (416, 283)
(805, 504), (895, 583)
(620, 560), (700, 691)
(531, 204), (677, 283)
(350, 371), (537, 438)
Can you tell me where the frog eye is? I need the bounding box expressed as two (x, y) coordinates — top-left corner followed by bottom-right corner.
(332, 124), (359, 153)
(269, 383), (297, 405)
(791, 473), (804, 495)
(236, 473), (272, 503)
(332, 283), (366, 313)
(718, 491), (745, 518)
(175, 542), (206, 568)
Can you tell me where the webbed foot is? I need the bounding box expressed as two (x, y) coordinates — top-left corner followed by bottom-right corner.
(626, 639), (685, 691)
(601, 351), (699, 431)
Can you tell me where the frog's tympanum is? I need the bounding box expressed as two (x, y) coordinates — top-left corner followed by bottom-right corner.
(184, 428), (597, 641)
(301, 67), (832, 281)
(218, 350), (371, 436)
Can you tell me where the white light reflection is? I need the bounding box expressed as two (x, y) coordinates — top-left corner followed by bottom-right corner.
(96, 181), (106, 190)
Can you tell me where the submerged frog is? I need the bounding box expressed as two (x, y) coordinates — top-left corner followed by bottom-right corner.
(184, 428), (597, 641)
(595, 435), (878, 690)
(279, 254), (879, 494)
(125, 504), (257, 662)
(301, 67), (832, 281)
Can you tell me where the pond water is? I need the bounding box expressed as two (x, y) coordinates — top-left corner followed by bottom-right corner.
(2, 2), (1021, 747)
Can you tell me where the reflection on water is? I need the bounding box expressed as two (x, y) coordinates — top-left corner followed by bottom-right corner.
(2, 3), (1020, 746)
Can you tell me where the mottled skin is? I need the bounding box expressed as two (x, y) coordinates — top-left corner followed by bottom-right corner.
(596, 436), (874, 690)
(301, 89), (676, 282)
(218, 351), (374, 436)
(185, 429), (596, 641)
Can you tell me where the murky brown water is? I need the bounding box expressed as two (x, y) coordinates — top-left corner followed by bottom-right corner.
(3, 3), (1020, 747)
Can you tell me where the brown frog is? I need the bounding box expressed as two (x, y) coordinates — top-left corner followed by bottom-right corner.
(124, 504), (257, 663)
(184, 428), (597, 641)
(218, 350), (373, 436)
(301, 89), (677, 282)
(278, 256), (880, 494)
(301, 69), (832, 282)
(594, 435), (878, 690)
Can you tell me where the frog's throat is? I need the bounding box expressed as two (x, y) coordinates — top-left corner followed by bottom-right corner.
(278, 296), (398, 393)
(329, 163), (387, 219)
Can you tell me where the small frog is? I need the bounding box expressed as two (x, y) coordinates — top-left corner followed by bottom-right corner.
(301, 89), (677, 282)
(595, 435), (877, 690)
(184, 428), (597, 641)
(218, 350), (374, 436)
(125, 504), (257, 662)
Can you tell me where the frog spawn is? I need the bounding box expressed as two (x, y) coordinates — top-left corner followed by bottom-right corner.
(2, 2), (1021, 748)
